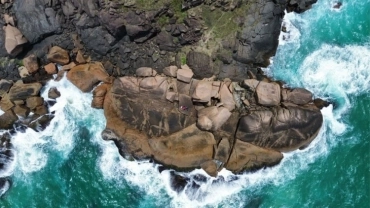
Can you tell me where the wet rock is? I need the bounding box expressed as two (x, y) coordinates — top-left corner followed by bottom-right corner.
(67, 62), (112, 92)
(225, 139), (283, 173)
(287, 0), (318, 13)
(0, 94), (14, 111)
(200, 160), (218, 177)
(47, 46), (70, 65)
(0, 110), (17, 129)
(28, 114), (54, 132)
(13, 105), (30, 118)
(169, 171), (188, 193)
(314, 98), (330, 109)
(44, 63), (57, 75)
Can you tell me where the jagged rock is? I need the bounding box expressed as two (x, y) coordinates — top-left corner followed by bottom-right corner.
(4, 25), (28, 56)
(75, 50), (87, 64)
(256, 81), (281, 106)
(62, 62), (76, 71)
(79, 26), (115, 55)
(236, 105), (323, 152)
(44, 63), (57, 75)
(8, 82), (42, 100)
(287, 0), (318, 13)
(0, 80), (13, 96)
(48, 87), (60, 99)
(136, 67), (157, 77)
(47, 46), (70, 65)
(242, 79), (260, 92)
(13, 105), (30, 118)
(0, 110), (17, 129)
(33, 104), (48, 115)
(163, 66), (178, 77)
(200, 160), (218, 177)
(177, 68), (194, 83)
(92, 84), (109, 109)
(23, 55), (39, 74)
(226, 139), (283, 173)
(214, 138), (231, 168)
(282, 88), (313, 105)
(314, 98), (330, 109)
(149, 124), (215, 169)
(67, 62), (112, 92)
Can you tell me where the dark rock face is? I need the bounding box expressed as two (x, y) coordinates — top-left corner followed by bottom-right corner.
(13, 0), (63, 44)
(287, 0), (318, 13)
(186, 51), (213, 79)
(233, 0), (287, 66)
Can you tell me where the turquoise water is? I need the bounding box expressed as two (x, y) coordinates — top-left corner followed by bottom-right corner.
(1, 0), (369, 207)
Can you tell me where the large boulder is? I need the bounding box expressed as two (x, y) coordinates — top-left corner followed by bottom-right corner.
(186, 51), (213, 79)
(8, 82), (42, 100)
(149, 124), (216, 169)
(0, 110), (18, 129)
(225, 139), (283, 173)
(67, 62), (112, 92)
(4, 25), (28, 56)
(282, 88), (313, 105)
(256, 81), (281, 106)
(13, 0), (62, 44)
(47, 46), (70, 65)
(236, 105), (323, 152)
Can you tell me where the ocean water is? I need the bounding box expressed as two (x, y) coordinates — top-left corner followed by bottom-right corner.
(0, 0), (369, 207)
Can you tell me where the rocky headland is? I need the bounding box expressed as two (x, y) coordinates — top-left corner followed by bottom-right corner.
(0, 0), (324, 192)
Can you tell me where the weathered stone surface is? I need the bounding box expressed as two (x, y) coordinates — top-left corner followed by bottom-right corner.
(44, 63), (57, 75)
(192, 80), (212, 103)
(236, 105), (323, 152)
(75, 50), (87, 64)
(200, 160), (218, 177)
(282, 88), (313, 105)
(67, 62), (112, 92)
(219, 83), (236, 111)
(92, 83), (109, 109)
(197, 106), (232, 131)
(18, 66), (29, 78)
(242, 79), (260, 92)
(0, 80), (13, 96)
(23, 55), (39, 74)
(26, 96), (44, 109)
(149, 124), (215, 168)
(214, 137), (231, 168)
(47, 46), (70, 65)
(13, 105), (30, 118)
(33, 104), (48, 115)
(0, 94), (14, 111)
(163, 66), (178, 77)
(62, 62), (76, 71)
(8, 82), (42, 100)
(226, 139), (283, 173)
(136, 67), (157, 77)
(4, 25), (28, 56)
(256, 81), (281, 106)
(48, 87), (61, 99)
(186, 51), (213, 79)
(177, 68), (194, 83)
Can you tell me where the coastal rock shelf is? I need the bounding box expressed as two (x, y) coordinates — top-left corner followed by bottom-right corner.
(65, 61), (323, 177)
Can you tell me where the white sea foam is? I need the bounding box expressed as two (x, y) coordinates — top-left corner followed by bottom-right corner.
(279, 12), (301, 46)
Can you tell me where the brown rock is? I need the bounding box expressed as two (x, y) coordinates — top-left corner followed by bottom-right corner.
(177, 68), (193, 83)
(8, 82), (42, 100)
(47, 46), (70, 65)
(219, 83), (236, 111)
(166, 91), (177, 102)
(149, 124), (215, 169)
(0, 93), (14, 111)
(48, 87), (61, 99)
(33, 105), (48, 115)
(163, 66), (178, 77)
(225, 139), (283, 173)
(62, 62), (76, 71)
(13, 105), (30, 118)
(44, 63), (57, 75)
(23, 54), (39, 74)
(242, 79), (260, 92)
(200, 160), (218, 177)
(178, 94), (194, 116)
(256, 81), (281, 106)
(136, 67), (157, 77)
(4, 25), (28, 56)
(92, 84), (109, 109)
(0, 80), (13, 96)
(192, 80), (212, 103)
(0, 110), (18, 129)
(13, 100), (24, 105)
(26, 96), (44, 109)
(214, 138), (231, 168)
(18, 66), (29, 78)
(314, 98), (330, 109)
(197, 106), (231, 131)
(91, 96), (105, 109)
(67, 62), (112, 92)
(75, 50), (87, 64)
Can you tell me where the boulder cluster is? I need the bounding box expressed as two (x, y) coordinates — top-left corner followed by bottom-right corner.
(59, 55), (324, 177)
